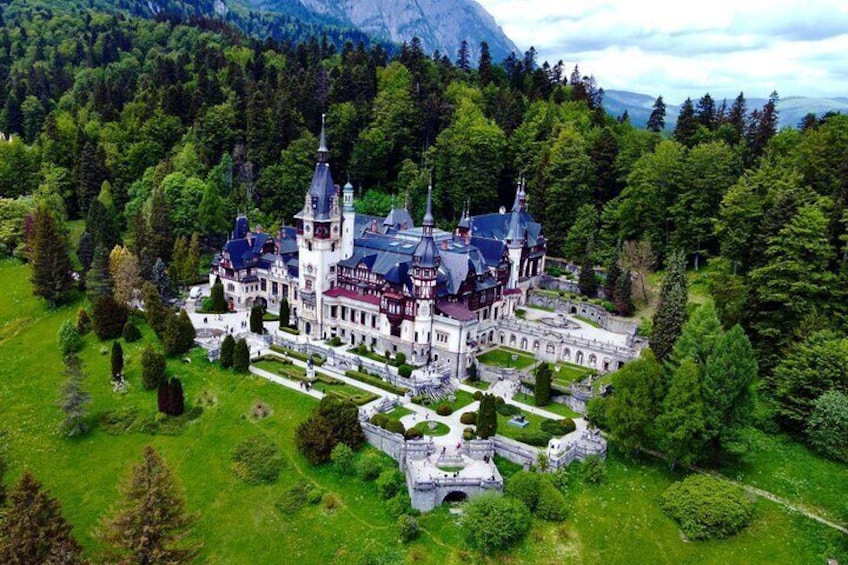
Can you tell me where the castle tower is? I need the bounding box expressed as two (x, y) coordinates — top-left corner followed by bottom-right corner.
(505, 178), (526, 288)
(341, 179), (355, 260)
(411, 184), (439, 363)
(294, 116), (342, 338)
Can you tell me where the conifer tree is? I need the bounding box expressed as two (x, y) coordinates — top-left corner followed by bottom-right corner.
(279, 296), (290, 327)
(650, 250), (688, 362)
(152, 258), (175, 300)
(673, 98), (698, 148)
(29, 205), (73, 308)
(250, 304), (263, 334)
(86, 244), (112, 301)
(657, 359), (706, 468)
(210, 276), (227, 313)
(185, 233), (200, 286)
(59, 354), (90, 437)
(76, 230), (94, 273)
(0, 471), (84, 564)
(164, 310), (195, 356)
(220, 334), (235, 368)
(141, 345), (167, 390)
(702, 325), (758, 465)
(534, 362), (552, 406)
(171, 236), (188, 289)
(647, 96), (666, 132)
(578, 256), (597, 297)
(669, 299), (723, 369)
(613, 271), (634, 317)
(141, 282), (170, 338)
(99, 446), (197, 564)
(86, 198), (119, 252)
(603, 250), (622, 300)
(233, 338), (250, 373)
(477, 41), (492, 86)
(158, 378), (185, 416)
(111, 341), (124, 380)
(476, 394), (498, 439)
(91, 293), (127, 340)
(148, 186), (172, 263)
(57, 319), (83, 356)
(606, 350), (664, 454)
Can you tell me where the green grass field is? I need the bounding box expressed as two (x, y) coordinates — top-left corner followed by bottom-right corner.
(1, 259), (846, 564)
(513, 393), (580, 419)
(477, 347), (537, 370)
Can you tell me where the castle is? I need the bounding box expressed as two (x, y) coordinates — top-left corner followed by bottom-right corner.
(210, 122), (546, 377)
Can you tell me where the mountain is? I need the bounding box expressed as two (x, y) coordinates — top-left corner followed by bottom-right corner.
(604, 90), (848, 131)
(244, 0), (517, 61)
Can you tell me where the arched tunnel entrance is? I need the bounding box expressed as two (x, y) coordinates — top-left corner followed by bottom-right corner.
(442, 491), (469, 505)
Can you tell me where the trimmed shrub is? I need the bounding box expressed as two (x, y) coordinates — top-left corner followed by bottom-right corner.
(385, 419), (405, 435)
(404, 428), (423, 440)
(370, 413), (389, 428)
(394, 352), (406, 366)
(504, 471), (541, 511)
(495, 403), (521, 417)
(398, 364), (413, 378)
(231, 435), (284, 484)
(460, 411), (478, 425)
(559, 418), (577, 434)
(385, 492), (412, 519)
(306, 486), (324, 505)
(326, 336), (342, 346)
(660, 474), (755, 540)
(322, 492), (341, 511)
(462, 427), (476, 441)
(805, 390), (848, 462)
(540, 418), (576, 436)
(462, 493), (531, 553)
(535, 478), (568, 521)
(515, 431), (552, 447)
(436, 403), (453, 416)
(472, 390), (483, 401)
(92, 294), (127, 340)
(398, 514), (419, 543)
(122, 320), (141, 342)
(344, 370), (408, 395)
(356, 452), (384, 481)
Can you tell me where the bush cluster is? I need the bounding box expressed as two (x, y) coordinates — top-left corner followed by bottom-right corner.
(660, 475), (755, 540)
(472, 390), (483, 401)
(231, 435), (284, 485)
(404, 428), (423, 440)
(398, 364), (413, 378)
(495, 403), (521, 417)
(462, 493), (531, 553)
(515, 431), (552, 446)
(460, 411), (477, 425)
(540, 418), (576, 436)
(435, 403), (453, 416)
(356, 452), (385, 481)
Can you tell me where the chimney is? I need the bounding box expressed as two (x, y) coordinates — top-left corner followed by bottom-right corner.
(371, 219), (378, 233)
(441, 240), (448, 250)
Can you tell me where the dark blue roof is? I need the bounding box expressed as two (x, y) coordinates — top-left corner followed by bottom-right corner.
(222, 232), (270, 270)
(307, 162), (336, 220)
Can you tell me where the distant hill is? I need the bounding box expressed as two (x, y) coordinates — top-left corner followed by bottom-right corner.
(604, 90), (848, 131)
(243, 0), (517, 61)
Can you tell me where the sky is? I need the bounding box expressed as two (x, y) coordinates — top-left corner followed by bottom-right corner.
(476, 0), (848, 104)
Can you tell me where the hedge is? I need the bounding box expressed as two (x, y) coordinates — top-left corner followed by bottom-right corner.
(345, 370), (409, 395)
(269, 345), (324, 365)
(540, 418), (576, 436)
(515, 430), (553, 446)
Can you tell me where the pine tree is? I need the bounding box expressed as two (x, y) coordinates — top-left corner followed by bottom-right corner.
(86, 198), (119, 252)
(606, 350), (664, 454)
(669, 299), (723, 369)
(92, 294), (127, 340)
(456, 40), (471, 72)
(578, 256), (597, 297)
(233, 338), (250, 373)
(111, 341), (124, 380)
(0, 471), (84, 564)
(158, 378), (185, 416)
(647, 96), (666, 133)
(29, 205), (73, 308)
(99, 446), (197, 564)
(657, 359), (706, 469)
(613, 271), (634, 317)
(220, 334), (235, 368)
(673, 98), (698, 148)
(210, 277), (227, 313)
(171, 236), (188, 289)
(477, 41), (492, 86)
(153, 258), (175, 300)
(141, 345), (167, 390)
(76, 231), (94, 273)
(59, 354), (90, 437)
(695, 93), (717, 130)
(534, 363), (552, 406)
(142, 282), (170, 338)
(148, 185), (172, 263)
(250, 304), (263, 334)
(279, 296), (290, 327)
(165, 310), (195, 356)
(650, 250), (688, 362)
(476, 394), (498, 439)
(702, 325), (758, 465)
(185, 233), (200, 286)
(603, 250), (622, 300)
(76, 140), (107, 215)
(86, 244), (112, 301)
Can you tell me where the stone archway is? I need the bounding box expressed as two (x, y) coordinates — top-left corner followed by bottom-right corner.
(520, 337), (528, 350)
(588, 353), (597, 368)
(442, 491), (468, 505)
(576, 350), (584, 365)
(562, 347), (571, 361)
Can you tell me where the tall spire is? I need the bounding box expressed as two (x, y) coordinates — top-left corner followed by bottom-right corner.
(423, 180), (434, 234)
(317, 113), (328, 163)
(511, 178), (522, 212)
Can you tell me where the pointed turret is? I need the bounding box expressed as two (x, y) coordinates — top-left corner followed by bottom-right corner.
(317, 113), (329, 163)
(297, 115), (336, 221)
(413, 183), (438, 268)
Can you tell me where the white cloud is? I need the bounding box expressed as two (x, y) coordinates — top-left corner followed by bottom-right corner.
(476, 0), (848, 102)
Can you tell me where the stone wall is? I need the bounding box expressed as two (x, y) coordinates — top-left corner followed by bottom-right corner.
(361, 421), (406, 461)
(527, 291), (639, 336)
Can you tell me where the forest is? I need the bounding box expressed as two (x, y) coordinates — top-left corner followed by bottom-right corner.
(0, 0), (847, 560)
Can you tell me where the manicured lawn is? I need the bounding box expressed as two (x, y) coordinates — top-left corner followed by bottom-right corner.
(553, 361), (592, 383)
(413, 421), (451, 437)
(348, 346), (390, 365)
(513, 393), (580, 419)
(414, 389), (476, 414)
(463, 379), (489, 390)
(495, 408), (557, 442)
(477, 346), (537, 370)
(252, 357), (378, 405)
(383, 406), (413, 420)
(574, 314), (601, 328)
